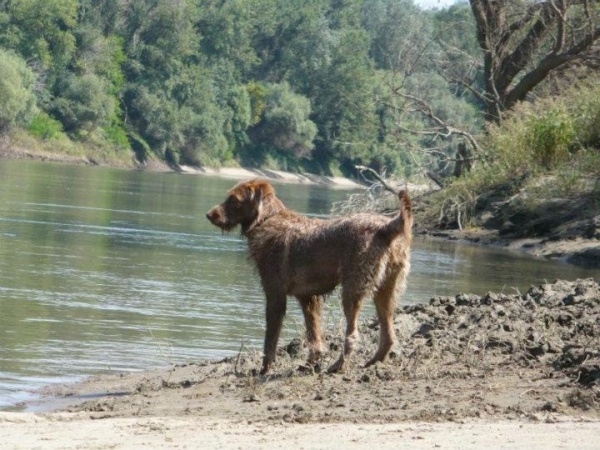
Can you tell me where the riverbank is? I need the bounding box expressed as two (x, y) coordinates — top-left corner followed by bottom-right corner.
(4, 278), (598, 448)
(417, 226), (600, 270)
(178, 164), (364, 189)
(0, 137), (365, 190)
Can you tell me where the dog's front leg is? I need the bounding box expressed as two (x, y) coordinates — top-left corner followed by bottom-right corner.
(260, 290), (287, 375)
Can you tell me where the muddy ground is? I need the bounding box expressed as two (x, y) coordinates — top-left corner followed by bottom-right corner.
(413, 177), (600, 270)
(36, 278), (599, 426)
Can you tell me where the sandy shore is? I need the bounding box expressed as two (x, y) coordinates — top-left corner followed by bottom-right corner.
(179, 164), (366, 189)
(0, 138), (366, 190)
(1, 412), (598, 449)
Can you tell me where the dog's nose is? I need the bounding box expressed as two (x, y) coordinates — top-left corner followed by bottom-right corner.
(206, 208), (219, 223)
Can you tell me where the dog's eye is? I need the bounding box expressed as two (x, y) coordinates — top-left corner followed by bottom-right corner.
(227, 196), (241, 205)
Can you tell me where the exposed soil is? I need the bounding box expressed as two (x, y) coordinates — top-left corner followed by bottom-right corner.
(414, 178), (600, 270)
(35, 278), (598, 426)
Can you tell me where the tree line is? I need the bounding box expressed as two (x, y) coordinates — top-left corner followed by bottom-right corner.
(0, 0), (598, 179)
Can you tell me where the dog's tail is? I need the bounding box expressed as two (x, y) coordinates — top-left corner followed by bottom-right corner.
(378, 190), (413, 242)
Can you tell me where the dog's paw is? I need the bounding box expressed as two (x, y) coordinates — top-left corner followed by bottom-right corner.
(297, 363), (321, 375)
(326, 358), (347, 374)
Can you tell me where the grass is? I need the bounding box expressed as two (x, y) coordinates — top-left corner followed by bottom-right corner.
(423, 83), (600, 229)
(6, 127), (137, 168)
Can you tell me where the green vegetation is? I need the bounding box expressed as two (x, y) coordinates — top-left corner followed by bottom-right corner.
(430, 84), (600, 229)
(0, 49), (38, 131)
(0, 0), (598, 188)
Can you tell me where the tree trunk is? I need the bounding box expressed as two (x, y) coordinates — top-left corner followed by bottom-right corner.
(469, 0), (600, 122)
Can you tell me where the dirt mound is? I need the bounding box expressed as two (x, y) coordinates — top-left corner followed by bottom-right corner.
(56, 279), (599, 424)
(401, 278), (599, 386)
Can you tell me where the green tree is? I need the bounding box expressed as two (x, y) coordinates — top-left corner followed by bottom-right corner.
(247, 82), (317, 163)
(119, 0), (210, 162)
(74, 3), (128, 147)
(308, 28), (380, 174)
(361, 0), (426, 71)
(77, 0), (124, 36)
(49, 73), (115, 136)
(0, 0), (78, 72)
(197, 0), (259, 76)
(0, 49), (38, 131)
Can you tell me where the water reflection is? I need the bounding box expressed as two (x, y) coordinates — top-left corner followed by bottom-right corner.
(409, 238), (595, 300)
(0, 160), (597, 409)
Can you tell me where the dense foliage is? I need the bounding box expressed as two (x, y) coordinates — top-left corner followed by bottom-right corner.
(0, 0), (478, 176)
(0, 0), (598, 180)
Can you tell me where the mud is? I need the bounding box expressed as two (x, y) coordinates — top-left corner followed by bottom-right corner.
(37, 278), (598, 425)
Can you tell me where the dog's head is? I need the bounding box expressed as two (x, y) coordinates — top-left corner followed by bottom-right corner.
(206, 179), (284, 234)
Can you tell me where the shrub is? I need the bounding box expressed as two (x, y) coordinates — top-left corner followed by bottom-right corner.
(50, 73), (115, 135)
(571, 84), (600, 151)
(104, 122), (130, 150)
(526, 107), (576, 169)
(484, 84), (600, 177)
(27, 112), (64, 140)
(430, 83), (600, 229)
(0, 50), (38, 131)
(247, 82), (317, 159)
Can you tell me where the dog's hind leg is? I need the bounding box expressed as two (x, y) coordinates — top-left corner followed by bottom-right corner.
(297, 295), (325, 366)
(327, 285), (366, 374)
(365, 269), (400, 367)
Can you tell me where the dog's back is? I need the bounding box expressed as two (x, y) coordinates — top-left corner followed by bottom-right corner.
(246, 192), (412, 298)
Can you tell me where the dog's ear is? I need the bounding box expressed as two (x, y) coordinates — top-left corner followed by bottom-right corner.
(237, 179), (284, 235)
(247, 184), (260, 203)
(246, 179), (274, 204)
(235, 180), (272, 234)
(249, 181), (270, 223)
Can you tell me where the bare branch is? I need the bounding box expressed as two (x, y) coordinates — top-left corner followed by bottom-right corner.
(355, 165), (400, 195)
(400, 93), (483, 154)
(507, 23), (600, 106)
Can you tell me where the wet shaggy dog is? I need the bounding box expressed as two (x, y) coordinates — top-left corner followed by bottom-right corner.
(206, 179), (413, 374)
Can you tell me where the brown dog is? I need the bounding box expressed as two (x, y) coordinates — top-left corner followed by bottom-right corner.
(206, 179), (412, 374)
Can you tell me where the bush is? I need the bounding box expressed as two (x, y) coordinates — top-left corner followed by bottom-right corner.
(0, 50), (38, 131)
(246, 82), (317, 164)
(527, 107), (576, 169)
(484, 84), (600, 177)
(429, 83), (600, 229)
(50, 73), (115, 135)
(104, 122), (130, 150)
(27, 112), (64, 140)
(571, 84), (600, 151)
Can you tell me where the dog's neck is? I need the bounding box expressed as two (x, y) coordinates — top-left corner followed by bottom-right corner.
(241, 194), (286, 236)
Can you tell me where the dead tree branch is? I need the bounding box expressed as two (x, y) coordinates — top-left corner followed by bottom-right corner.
(355, 165), (400, 195)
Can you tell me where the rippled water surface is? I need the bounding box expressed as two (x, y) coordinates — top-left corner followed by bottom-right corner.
(0, 160), (597, 409)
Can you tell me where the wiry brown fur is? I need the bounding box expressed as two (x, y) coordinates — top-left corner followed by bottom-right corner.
(206, 179), (413, 375)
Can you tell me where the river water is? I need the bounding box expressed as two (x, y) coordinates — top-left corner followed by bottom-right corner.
(0, 160), (597, 409)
